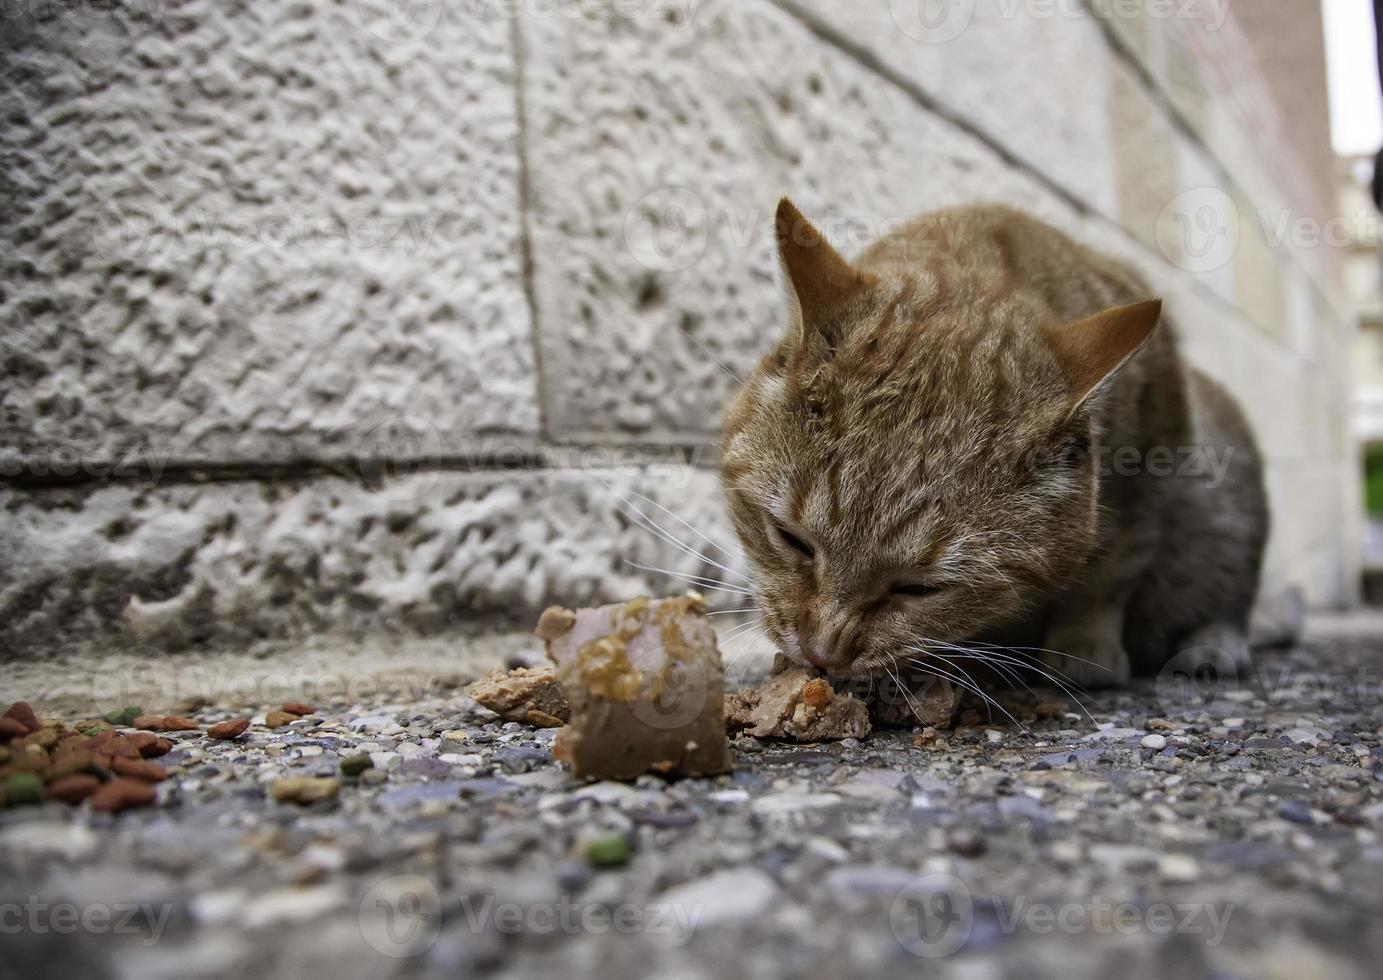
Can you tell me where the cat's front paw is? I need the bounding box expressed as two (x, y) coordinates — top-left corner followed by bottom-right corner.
(1039, 628), (1131, 690)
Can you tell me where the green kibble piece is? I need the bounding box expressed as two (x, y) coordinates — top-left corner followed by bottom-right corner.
(5, 773), (45, 806)
(341, 754), (374, 777)
(102, 707), (142, 727)
(585, 833), (631, 868)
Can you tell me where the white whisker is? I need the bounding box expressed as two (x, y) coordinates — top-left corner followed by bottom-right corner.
(622, 560), (753, 597)
(616, 496), (747, 585)
(617, 487), (747, 569)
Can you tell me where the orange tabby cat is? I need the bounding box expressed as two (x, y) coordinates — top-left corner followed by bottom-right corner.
(720, 199), (1267, 688)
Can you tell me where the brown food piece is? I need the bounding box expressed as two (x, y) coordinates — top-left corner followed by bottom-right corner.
(466, 665), (570, 728)
(725, 666), (870, 741)
(109, 736), (144, 759)
(47, 775), (100, 804)
(44, 749), (95, 782)
(4, 743), (49, 773)
(535, 605), (577, 640)
(264, 710), (298, 728)
(18, 728), (58, 751)
(868, 674), (958, 729)
(280, 702), (316, 716)
(3, 702), (41, 735)
(87, 730), (117, 749)
(124, 732), (163, 758)
(89, 778), (157, 814)
(541, 595), (731, 780)
(132, 715), (167, 731)
(160, 716), (202, 731)
(0, 718), (28, 740)
(112, 757), (167, 782)
(913, 727), (952, 751)
(208, 719), (251, 740)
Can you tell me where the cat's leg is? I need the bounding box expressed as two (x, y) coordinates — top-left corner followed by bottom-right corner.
(1039, 521), (1158, 689)
(1174, 621), (1252, 675)
(1121, 370), (1268, 677)
(1041, 597), (1133, 688)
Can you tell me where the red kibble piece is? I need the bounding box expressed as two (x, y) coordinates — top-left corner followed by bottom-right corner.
(47, 775), (101, 804)
(2, 702), (41, 734)
(207, 719), (251, 740)
(88, 779), (157, 813)
(111, 757), (168, 782)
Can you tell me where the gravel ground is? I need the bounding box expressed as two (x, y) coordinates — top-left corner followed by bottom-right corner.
(3, 616), (1383, 980)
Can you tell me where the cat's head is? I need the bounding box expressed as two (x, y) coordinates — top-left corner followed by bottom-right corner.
(720, 199), (1161, 676)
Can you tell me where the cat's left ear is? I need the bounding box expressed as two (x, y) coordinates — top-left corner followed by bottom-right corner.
(1040, 299), (1162, 407)
(774, 198), (877, 350)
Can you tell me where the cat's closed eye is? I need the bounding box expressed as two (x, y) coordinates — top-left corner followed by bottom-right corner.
(891, 582), (944, 599)
(774, 525), (814, 560)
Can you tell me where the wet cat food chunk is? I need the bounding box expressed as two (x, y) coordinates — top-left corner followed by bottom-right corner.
(868, 674), (958, 729)
(539, 595), (732, 780)
(466, 665), (570, 728)
(725, 666), (871, 741)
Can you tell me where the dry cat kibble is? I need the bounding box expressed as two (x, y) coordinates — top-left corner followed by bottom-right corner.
(538, 594), (732, 780)
(0, 701), (166, 812)
(207, 719), (251, 740)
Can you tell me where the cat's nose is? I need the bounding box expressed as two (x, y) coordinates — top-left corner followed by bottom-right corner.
(803, 647), (830, 669)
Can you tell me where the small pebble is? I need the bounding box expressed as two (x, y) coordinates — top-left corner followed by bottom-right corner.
(1278, 799), (1314, 825)
(340, 754), (374, 777)
(949, 828), (986, 857)
(271, 777), (341, 805)
(585, 833), (632, 868)
(1158, 854), (1201, 883)
(1140, 734), (1168, 750)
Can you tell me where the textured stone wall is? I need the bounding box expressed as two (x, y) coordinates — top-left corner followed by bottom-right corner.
(0, 0), (1359, 655)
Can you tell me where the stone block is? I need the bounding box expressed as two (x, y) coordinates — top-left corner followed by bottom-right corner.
(0, 464), (745, 654)
(0, 0), (537, 466)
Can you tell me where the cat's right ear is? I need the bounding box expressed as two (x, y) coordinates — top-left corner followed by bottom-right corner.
(1040, 299), (1162, 408)
(775, 198), (876, 350)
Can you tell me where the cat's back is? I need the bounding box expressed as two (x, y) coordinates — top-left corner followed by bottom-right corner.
(857, 204), (1150, 324)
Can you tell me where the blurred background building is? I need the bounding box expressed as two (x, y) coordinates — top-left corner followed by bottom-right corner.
(0, 0), (1365, 655)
